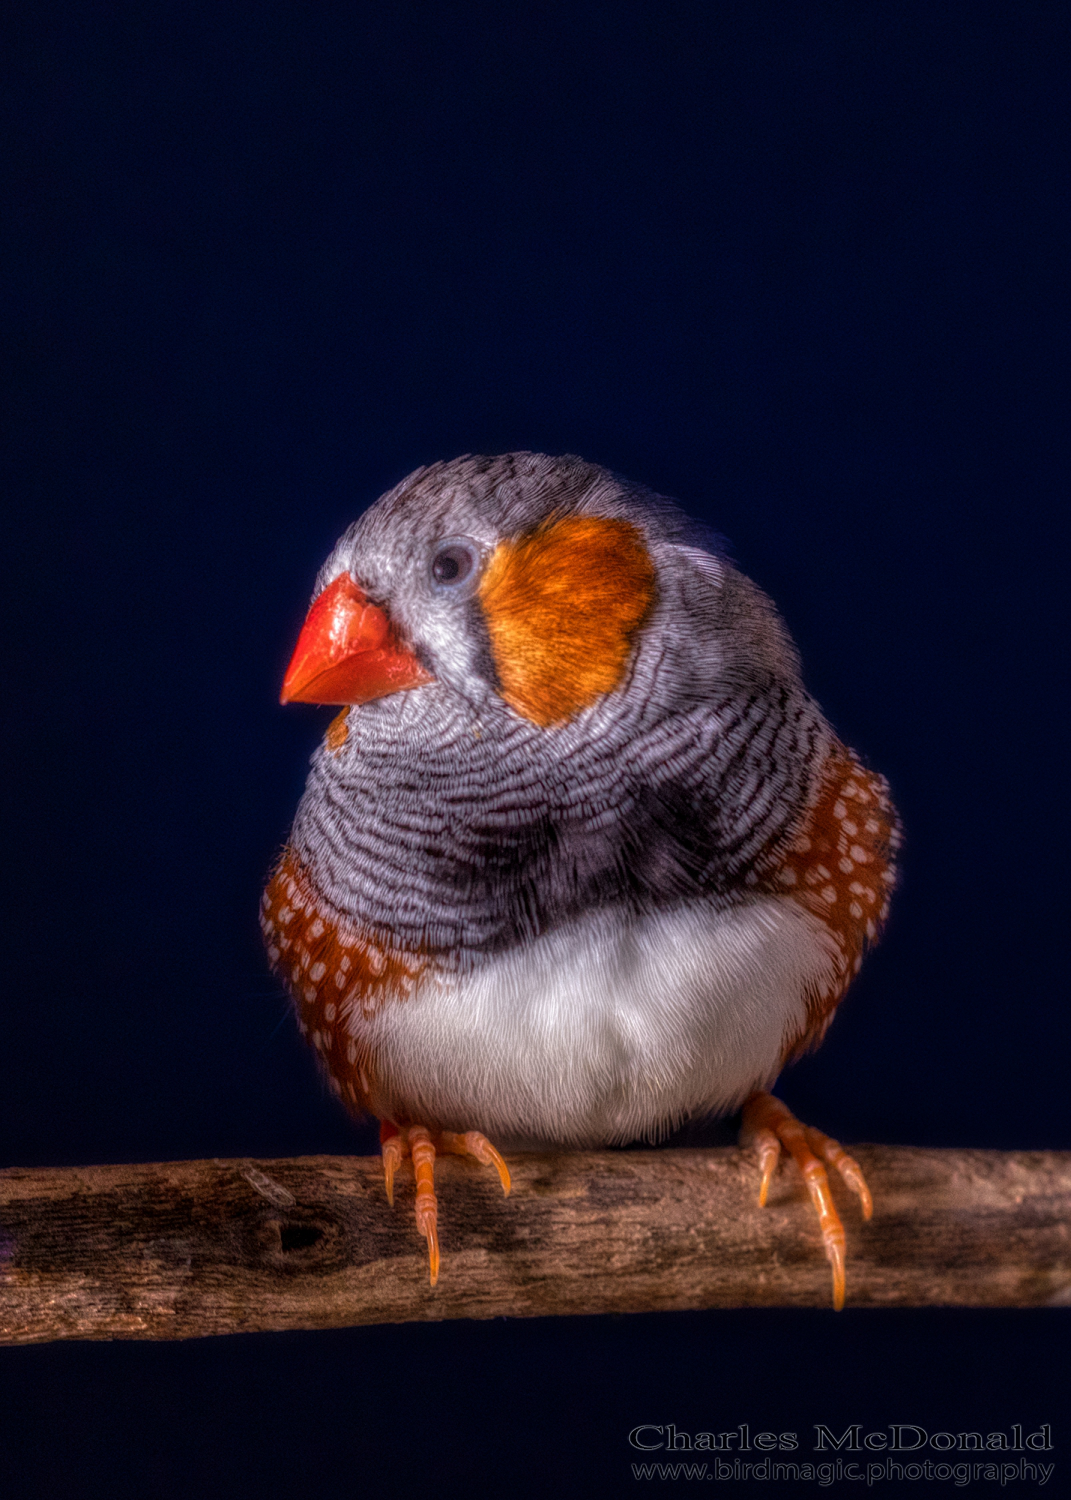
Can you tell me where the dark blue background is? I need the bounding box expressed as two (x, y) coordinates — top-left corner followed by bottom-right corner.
(3, 4), (1067, 1496)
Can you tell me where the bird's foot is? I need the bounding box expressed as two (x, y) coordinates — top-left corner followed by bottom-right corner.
(379, 1121), (511, 1286)
(740, 1091), (872, 1311)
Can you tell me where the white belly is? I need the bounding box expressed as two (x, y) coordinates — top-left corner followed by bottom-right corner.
(353, 896), (839, 1147)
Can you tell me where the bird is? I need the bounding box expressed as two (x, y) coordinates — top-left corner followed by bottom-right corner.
(261, 452), (899, 1308)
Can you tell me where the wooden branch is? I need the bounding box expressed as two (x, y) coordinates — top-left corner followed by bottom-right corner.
(1, 1146), (1069, 1345)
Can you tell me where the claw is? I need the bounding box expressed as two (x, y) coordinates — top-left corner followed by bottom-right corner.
(380, 1120), (404, 1207)
(752, 1128), (781, 1208)
(441, 1129), (512, 1196)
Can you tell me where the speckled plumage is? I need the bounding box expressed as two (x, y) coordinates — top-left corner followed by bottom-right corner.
(262, 454), (899, 1154)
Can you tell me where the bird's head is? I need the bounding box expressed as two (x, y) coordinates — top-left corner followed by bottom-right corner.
(281, 452), (797, 727)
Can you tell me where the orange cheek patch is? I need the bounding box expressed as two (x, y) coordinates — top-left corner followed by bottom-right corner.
(478, 515), (657, 726)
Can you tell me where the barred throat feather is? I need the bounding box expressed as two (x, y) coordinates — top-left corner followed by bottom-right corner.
(283, 665), (833, 963)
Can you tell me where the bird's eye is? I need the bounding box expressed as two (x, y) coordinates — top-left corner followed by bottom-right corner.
(430, 538), (479, 590)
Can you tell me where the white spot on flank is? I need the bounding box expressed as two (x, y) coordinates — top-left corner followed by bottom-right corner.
(277, 906), (293, 926)
(833, 801), (847, 820)
(777, 868), (798, 886)
(309, 919), (324, 939)
(304, 986), (316, 1004)
(268, 945), (280, 963)
(310, 961), (326, 982)
(366, 947), (386, 976)
(850, 845), (871, 864)
(335, 970), (348, 988)
(325, 1002), (337, 1022)
(849, 901), (863, 918)
(346, 1041), (357, 1065)
(838, 858), (854, 874)
(815, 865), (831, 880)
(821, 886), (837, 904)
(842, 820), (858, 837)
(849, 881), (867, 895)
(339, 955), (351, 974)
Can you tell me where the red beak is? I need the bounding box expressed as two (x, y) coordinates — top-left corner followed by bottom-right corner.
(280, 573), (435, 706)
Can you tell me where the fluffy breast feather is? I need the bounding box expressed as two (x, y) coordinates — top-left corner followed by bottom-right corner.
(348, 896), (840, 1146)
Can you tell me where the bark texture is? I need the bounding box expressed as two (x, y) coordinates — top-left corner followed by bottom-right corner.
(1, 1146), (1069, 1345)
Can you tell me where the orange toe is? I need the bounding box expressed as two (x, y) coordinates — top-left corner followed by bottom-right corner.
(379, 1121), (510, 1286)
(379, 1120), (404, 1207)
(440, 1129), (512, 1196)
(407, 1125), (441, 1285)
(741, 1091), (872, 1310)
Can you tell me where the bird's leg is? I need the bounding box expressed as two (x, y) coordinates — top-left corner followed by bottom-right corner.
(741, 1091), (872, 1311)
(378, 1121), (510, 1286)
